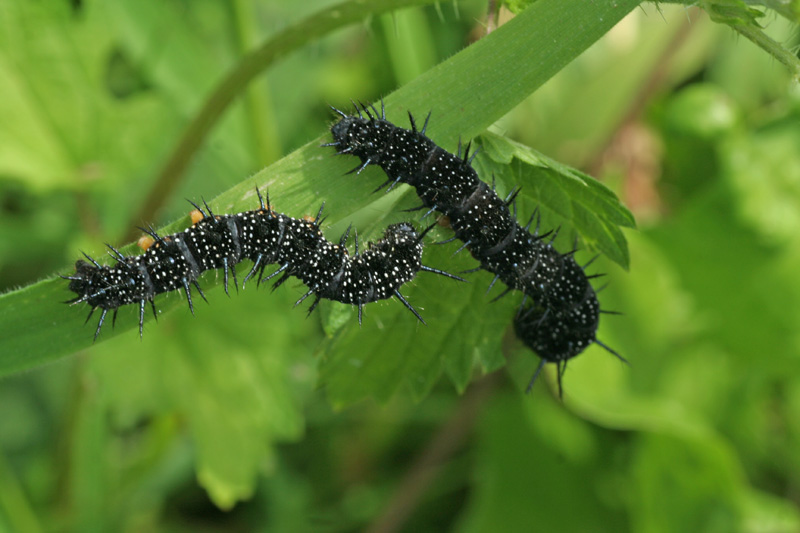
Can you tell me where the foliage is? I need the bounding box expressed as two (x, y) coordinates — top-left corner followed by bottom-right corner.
(0, 0), (799, 531)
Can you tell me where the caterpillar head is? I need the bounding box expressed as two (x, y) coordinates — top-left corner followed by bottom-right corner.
(513, 293), (600, 364)
(330, 114), (394, 162)
(66, 258), (144, 311)
(66, 260), (111, 307)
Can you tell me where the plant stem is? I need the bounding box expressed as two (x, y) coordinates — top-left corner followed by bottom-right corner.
(656, 1), (800, 80)
(657, 0), (800, 23)
(732, 20), (800, 78)
(124, 0), (442, 241)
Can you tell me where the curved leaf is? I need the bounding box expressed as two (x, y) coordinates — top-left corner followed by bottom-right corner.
(0, 0), (640, 379)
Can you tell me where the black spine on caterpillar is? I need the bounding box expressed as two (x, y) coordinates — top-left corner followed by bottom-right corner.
(328, 103), (625, 394)
(63, 187), (462, 341)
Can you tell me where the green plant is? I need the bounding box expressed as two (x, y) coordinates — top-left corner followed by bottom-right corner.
(1, 0), (799, 530)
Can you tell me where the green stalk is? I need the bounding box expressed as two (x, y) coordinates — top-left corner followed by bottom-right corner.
(732, 20), (800, 78)
(230, 0), (282, 166)
(659, 0), (800, 77)
(124, 0), (444, 241)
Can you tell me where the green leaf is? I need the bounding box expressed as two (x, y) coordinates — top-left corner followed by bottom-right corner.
(0, 1), (114, 190)
(88, 286), (318, 510)
(476, 131), (635, 269)
(460, 392), (627, 532)
(320, 243), (514, 406)
(723, 123), (800, 245)
(167, 327), (306, 509)
(0, 0), (641, 382)
(700, 0), (764, 26)
(629, 432), (744, 531)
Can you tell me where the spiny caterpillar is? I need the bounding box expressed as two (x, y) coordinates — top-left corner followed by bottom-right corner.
(327, 102), (626, 395)
(64, 187), (461, 340)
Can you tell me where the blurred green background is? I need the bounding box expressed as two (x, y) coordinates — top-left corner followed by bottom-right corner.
(1, 0), (800, 531)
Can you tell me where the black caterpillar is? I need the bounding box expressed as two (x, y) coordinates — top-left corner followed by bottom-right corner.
(64, 187), (461, 340)
(327, 102), (625, 394)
